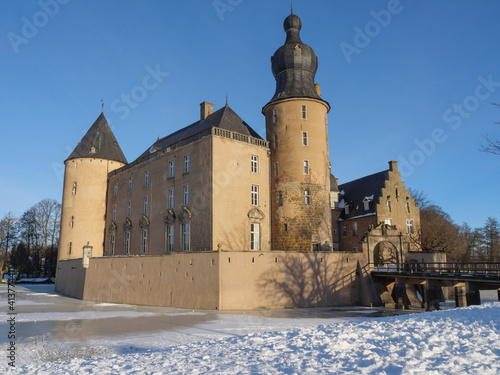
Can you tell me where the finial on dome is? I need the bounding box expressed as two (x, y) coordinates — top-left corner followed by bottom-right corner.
(291, 0), (293, 15)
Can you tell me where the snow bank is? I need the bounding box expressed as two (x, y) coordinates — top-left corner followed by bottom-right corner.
(12, 302), (500, 374)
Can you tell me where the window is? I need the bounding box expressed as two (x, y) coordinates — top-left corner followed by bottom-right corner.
(113, 183), (118, 196)
(126, 201), (131, 218)
(142, 229), (148, 254)
(345, 205), (349, 215)
(72, 181), (77, 195)
(301, 105), (307, 119)
(274, 135), (278, 148)
(183, 185), (189, 206)
(342, 224), (347, 237)
(68, 241), (72, 255)
(387, 199), (391, 212)
(167, 225), (174, 252)
(302, 132), (308, 146)
(278, 191), (283, 206)
(168, 188), (174, 209)
(128, 177), (132, 192)
(124, 231), (130, 255)
(352, 222), (358, 236)
(251, 155), (259, 173)
(184, 155), (190, 173)
(182, 223), (190, 252)
(363, 198), (371, 211)
(406, 201), (411, 213)
(385, 219), (392, 226)
(272, 108), (278, 123)
(168, 160), (174, 178)
(112, 205), (116, 221)
(304, 190), (311, 205)
(407, 220), (414, 234)
(251, 185), (259, 206)
(110, 234), (115, 256)
(284, 223), (288, 232)
(70, 215), (74, 229)
(274, 162), (279, 177)
(250, 223), (260, 251)
(303, 160), (309, 174)
(144, 171), (149, 186)
(143, 196), (148, 215)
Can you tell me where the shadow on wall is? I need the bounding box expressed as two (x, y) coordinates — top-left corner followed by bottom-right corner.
(257, 252), (369, 307)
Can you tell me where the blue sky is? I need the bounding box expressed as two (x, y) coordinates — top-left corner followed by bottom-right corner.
(1, 0), (499, 229)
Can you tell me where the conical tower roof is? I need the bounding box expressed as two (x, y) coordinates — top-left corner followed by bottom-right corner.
(66, 113), (127, 164)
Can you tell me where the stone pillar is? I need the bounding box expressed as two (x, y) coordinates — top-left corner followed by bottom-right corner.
(425, 286), (442, 311)
(466, 290), (481, 306)
(454, 286), (467, 308)
(394, 278), (408, 309)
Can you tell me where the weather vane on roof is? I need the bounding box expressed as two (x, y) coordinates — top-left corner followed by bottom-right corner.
(226, 91), (228, 106)
(100, 97), (104, 113)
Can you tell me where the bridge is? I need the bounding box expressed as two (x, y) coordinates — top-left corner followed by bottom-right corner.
(370, 262), (500, 310)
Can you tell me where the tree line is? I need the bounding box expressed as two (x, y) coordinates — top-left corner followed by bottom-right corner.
(410, 190), (499, 262)
(0, 199), (61, 280)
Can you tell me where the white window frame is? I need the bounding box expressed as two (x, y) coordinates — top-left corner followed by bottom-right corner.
(142, 229), (148, 254)
(167, 225), (174, 252)
(304, 190), (311, 205)
(143, 196), (148, 215)
(184, 155), (190, 173)
(251, 185), (259, 206)
(182, 223), (190, 252)
(363, 200), (370, 211)
(168, 188), (174, 209)
(183, 185), (189, 206)
(303, 160), (309, 175)
(168, 160), (175, 178)
(250, 223), (260, 251)
(407, 219), (414, 234)
(251, 155), (259, 173)
(302, 132), (308, 146)
(72, 181), (77, 195)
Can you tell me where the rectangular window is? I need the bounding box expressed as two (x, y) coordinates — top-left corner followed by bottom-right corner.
(184, 155), (190, 173)
(167, 225), (174, 252)
(278, 191), (283, 206)
(168, 160), (175, 178)
(303, 160), (309, 175)
(274, 135), (278, 148)
(168, 188), (174, 209)
(353, 222), (358, 236)
(385, 219), (392, 226)
(124, 231), (130, 255)
(182, 223), (190, 252)
(68, 241), (72, 255)
(345, 205), (350, 215)
(274, 162), (279, 177)
(143, 196), (148, 215)
(126, 201), (131, 218)
(70, 215), (74, 229)
(304, 190), (311, 205)
(284, 223), (288, 232)
(302, 132), (308, 146)
(251, 185), (259, 206)
(387, 199), (391, 212)
(144, 170), (149, 186)
(364, 200), (370, 211)
(407, 219), (414, 234)
(113, 183), (118, 196)
(342, 224), (347, 237)
(250, 223), (260, 251)
(110, 234), (115, 256)
(72, 181), (77, 195)
(406, 201), (411, 213)
(273, 108), (278, 123)
(302, 105), (307, 119)
(183, 185), (189, 206)
(142, 229), (148, 254)
(112, 205), (116, 221)
(128, 177), (132, 192)
(251, 155), (259, 173)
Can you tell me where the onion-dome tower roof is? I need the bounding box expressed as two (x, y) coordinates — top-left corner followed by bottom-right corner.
(266, 13), (329, 106)
(66, 113), (127, 164)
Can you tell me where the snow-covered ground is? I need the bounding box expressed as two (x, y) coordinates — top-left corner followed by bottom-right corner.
(1, 285), (499, 374)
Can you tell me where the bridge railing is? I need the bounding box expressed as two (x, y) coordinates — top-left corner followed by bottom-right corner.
(372, 262), (500, 276)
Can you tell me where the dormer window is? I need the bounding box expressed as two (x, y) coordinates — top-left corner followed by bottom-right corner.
(345, 204), (349, 215)
(90, 146), (96, 154)
(363, 195), (373, 211)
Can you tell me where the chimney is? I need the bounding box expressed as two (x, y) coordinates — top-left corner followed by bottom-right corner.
(389, 160), (398, 172)
(200, 101), (214, 120)
(315, 83), (321, 97)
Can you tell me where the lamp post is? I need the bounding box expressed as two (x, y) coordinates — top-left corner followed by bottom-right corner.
(82, 242), (93, 269)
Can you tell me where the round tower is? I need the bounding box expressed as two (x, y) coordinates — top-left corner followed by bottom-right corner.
(263, 13), (332, 251)
(58, 113), (127, 261)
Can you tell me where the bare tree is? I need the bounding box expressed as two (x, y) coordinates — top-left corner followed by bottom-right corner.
(32, 199), (61, 248)
(480, 103), (500, 156)
(410, 189), (430, 209)
(0, 212), (17, 277)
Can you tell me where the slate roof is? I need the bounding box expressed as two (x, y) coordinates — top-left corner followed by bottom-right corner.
(67, 113), (127, 164)
(137, 105), (262, 160)
(338, 170), (389, 221)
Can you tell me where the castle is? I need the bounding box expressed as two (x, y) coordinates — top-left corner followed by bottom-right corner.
(55, 13), (426, 310)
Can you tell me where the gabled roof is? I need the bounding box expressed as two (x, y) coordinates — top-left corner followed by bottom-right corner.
(338, 170), (388, 220)
(137, 105), (262, 160)
(67, 113), (127, 164)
